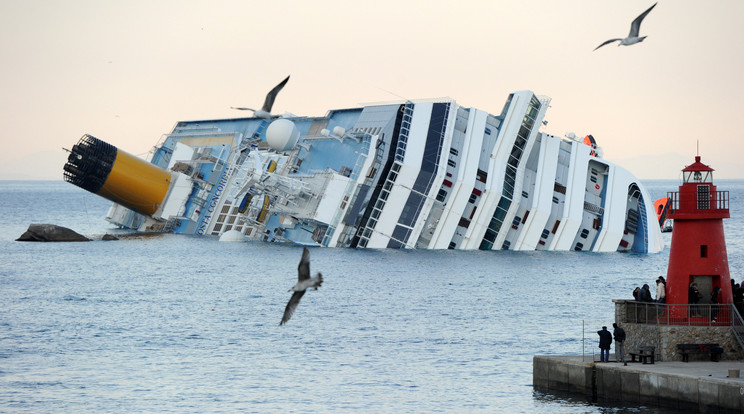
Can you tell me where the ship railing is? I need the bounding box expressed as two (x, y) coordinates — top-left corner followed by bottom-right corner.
(619, 301), (739, 327)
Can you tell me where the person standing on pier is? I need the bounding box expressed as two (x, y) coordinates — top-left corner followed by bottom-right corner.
(689, 282), (702, 316)
(639, 284), (653, 302)
(656, 277), (666, 303)
(711, 286), (721, 322)
(612, 323), (626, 364)
(597, 326), (612, 362)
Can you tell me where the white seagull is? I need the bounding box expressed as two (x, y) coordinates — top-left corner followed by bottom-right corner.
(280, 247), (323, 325)
(231, 75), (290, 119)
(594, 3), (657, 51)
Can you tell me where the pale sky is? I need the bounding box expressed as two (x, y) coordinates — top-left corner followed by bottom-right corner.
(1, 0), (742, 180)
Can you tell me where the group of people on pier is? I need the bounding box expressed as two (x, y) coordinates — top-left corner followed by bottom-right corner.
(632, 276), (666, 303)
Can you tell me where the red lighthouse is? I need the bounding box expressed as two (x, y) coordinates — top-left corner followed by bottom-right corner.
(665, 156), (731, 310)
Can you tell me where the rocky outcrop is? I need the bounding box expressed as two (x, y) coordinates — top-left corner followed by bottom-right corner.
(16, 224), (90, 242)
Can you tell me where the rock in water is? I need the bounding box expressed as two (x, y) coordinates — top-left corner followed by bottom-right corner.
(16, 224), (91, 242)
(101, 234), (119, 241)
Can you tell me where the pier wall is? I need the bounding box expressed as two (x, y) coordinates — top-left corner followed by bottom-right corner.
(533, 356), (744, 412)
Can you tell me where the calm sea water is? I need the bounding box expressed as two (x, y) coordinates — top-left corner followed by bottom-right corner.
(2, 180), (743, 413)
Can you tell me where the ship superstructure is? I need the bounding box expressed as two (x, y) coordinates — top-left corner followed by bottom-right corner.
(63, 90), (663, 252)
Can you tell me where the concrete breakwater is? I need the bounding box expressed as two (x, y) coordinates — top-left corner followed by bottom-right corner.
(534, 355), (744, 412)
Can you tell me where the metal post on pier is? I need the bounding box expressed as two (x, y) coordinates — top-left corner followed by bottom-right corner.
(582, 320), (585, 361)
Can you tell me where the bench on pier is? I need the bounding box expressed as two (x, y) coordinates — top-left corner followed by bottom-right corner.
(628, 346), (655, 364)
(676, 343), (724, 362)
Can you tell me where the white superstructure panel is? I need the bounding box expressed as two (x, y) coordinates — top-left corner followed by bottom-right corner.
(155, 172), (193, 220)
(366, 103), (432, 248)
(429, 109), (487, 249)
(167, 142), (196, 168)
(490, 95), (548, 250)
(409, 101), (457, 245)
(515, 134), (560, 250)
(313, 174), (352, 225)
(551, 141), (591, 250)
(461, 93), (528, 249)
(367, 186), (409, 247)
(593, 165), (626, 252)
(327, 136), (380, 248)
(397, 103), (431, 189)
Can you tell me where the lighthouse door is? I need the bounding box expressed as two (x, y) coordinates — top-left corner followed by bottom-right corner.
(690, 275), (717, 304)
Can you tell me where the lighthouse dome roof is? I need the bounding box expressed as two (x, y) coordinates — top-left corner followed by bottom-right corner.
(682, 156), (714, 172)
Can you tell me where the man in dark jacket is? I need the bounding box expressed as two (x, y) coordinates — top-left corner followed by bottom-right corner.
(639, 284), (653, 302)
(612, 323), (626, 364)
(597, 326), (612, 362)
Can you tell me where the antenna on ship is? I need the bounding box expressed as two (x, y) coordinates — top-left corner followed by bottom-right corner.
(375, 86), (415, 106)
(378, 86), (407, 100)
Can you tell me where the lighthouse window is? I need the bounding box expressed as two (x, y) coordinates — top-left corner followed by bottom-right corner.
(697, 185), (710, 209)
(701, 245), (708, 258)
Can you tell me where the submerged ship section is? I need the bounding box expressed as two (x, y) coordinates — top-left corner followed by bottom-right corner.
(63, 90), (664, 253)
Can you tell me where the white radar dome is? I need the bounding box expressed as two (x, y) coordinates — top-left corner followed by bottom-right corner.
(219, 229), (245, 242)
(266, 119), (300, 151)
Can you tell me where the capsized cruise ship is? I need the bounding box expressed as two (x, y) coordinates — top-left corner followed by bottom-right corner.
(63, 90), (664, 252)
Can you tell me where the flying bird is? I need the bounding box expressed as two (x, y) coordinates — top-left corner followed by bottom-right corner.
(231, 75), (290, 119)
(280, 247), (323, 325)
(593, 3), (657, 51)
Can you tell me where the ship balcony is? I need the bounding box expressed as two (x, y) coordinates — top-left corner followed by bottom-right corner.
(667, 190), (730, 219)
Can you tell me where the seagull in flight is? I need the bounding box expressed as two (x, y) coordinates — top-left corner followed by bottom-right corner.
(280, 247), (323, 325)
(231, 75), (290, 119)
(594, 3), (657, 51)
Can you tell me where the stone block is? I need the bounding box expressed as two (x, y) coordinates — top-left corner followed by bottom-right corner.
(657, 373), (698, 405)
(532, 356), (550, 388)
(548, 358), (569, 389)
(677, 375), (700, 405)
(716, 382), (743, 412)
(657, 374), (680, 401)
(697, 379), (718, 410)
(620, 370), (640, 402)
(598, 366), (622, 400)
(639, 372), (660, 405)
(567, 363), (592, 393)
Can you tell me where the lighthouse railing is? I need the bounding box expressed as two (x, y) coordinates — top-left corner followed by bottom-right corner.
(667, 190), (729, 214)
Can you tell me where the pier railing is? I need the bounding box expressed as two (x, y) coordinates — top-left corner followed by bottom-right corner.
(621, 301), (742, 328)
